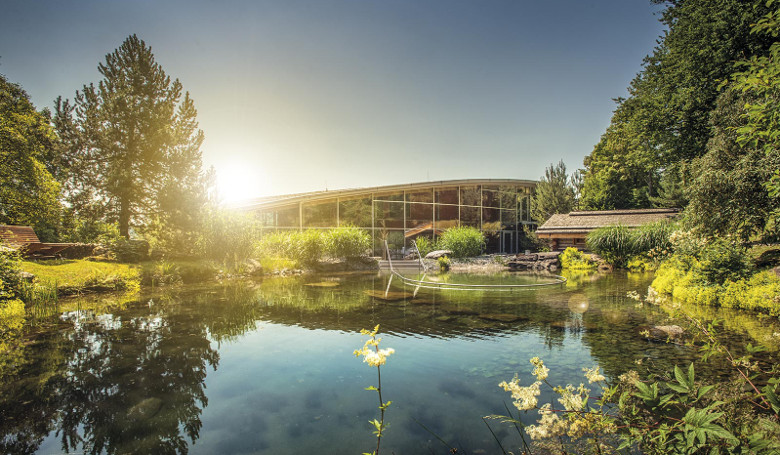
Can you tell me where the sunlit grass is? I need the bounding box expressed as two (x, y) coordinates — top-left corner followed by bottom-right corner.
(21, 259), (141, 294)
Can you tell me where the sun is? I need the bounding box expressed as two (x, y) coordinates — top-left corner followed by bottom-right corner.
(215, 162), (270, 204)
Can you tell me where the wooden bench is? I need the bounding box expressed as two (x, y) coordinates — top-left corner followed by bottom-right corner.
(0, 225), (74, 258)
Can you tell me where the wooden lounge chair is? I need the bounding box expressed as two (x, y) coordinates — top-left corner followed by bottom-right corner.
(0, 225), (74, 258)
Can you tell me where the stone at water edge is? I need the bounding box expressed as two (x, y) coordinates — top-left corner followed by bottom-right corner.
(425, 250), (453, 259)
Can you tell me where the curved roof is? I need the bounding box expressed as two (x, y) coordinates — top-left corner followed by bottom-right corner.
(231, 178), (536, 211)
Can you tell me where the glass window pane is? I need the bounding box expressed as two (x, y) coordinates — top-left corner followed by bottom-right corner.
(338, 197), (372, 228)
(256, 210), (275, 228)
(460, 206), (480, 227)
(374, 191), (404, 202)
(435, 188), (458, 205)
(483, 185), (500, 191)
(375, 230), (405, 258)
(498, 185), (517, 194)
(482, 190), (499, 208)
(435, 204), (459, 230)
(406, 203), (433, 230)
(406, 190), (433, 203)
(303, 199), (337, 227)
(460, 186), (481, 206)
(499, 191), (516, 209)
(276, 205), (300, 228)
(482, 208), (500, 232)
(501, 209), (517, 230)
(375, 201), (404, 229)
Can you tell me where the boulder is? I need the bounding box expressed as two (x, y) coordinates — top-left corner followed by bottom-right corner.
(642, 325), (685, 343)
(244, 258), (264, 276)
(425, 250), (453, 259)
(19, 271), (35, 282)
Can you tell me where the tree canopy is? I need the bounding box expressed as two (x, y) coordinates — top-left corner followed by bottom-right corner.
(55, 34), (212, 239)
(581, 0), (775, 210)
(0, 74), (60, 241)
(531, 161), (577, 223)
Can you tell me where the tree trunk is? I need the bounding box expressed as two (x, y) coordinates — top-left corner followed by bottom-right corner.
(119, 196), (130, 238)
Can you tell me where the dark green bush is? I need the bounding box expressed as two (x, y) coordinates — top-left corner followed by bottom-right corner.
(699, 238), (754, 284)
(437, 226), (485, 258)
(587, 224), (634, 267)
(107, 238), (150, 263)
(0, 246), (21, 299)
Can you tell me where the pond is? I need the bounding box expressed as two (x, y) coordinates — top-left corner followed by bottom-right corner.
(1, 270), (779, 454)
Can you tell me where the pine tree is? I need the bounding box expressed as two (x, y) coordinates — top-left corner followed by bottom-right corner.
(531, 161), (576, 223)
(56, 34), (211, 238)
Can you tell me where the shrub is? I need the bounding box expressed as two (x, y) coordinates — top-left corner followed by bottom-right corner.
(255, 230), (324, 265)
(325, 226), (371, 259)
(0, 247), (21, 299)
(298, 230), (325, 265)
(437, 256), (451, 272)
(587, 224), (635, 267)
(413, 236), (434, 257)
(559, 247), (596, 270)
(106, 238), (149, 263)
(519, 225), (550, 253)
(698, 237), (754, 284)
(436, 226), (485, 258)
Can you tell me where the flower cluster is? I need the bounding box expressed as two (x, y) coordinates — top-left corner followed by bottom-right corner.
(499, 374), (541, 410)
(354, 325), (395, 367)
(499, 357), (616, 443)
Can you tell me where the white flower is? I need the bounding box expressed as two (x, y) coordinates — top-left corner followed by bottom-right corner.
(556, 384), (586, 411)
(499, 375), (541, 411)
(525, 403), (566, 440)
(530, 357), (550, 381)
(583, 366), (606, 383)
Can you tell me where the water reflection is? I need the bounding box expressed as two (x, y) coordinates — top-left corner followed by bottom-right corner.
(0, 271), (777, 454)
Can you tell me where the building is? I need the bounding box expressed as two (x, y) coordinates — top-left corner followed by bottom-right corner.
(536, 208), (679, 250)
(234, 179), (536, 256)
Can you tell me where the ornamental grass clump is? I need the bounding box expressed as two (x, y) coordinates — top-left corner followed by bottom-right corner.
(586, 224), (635, 268)
(436, 226), (485, 258)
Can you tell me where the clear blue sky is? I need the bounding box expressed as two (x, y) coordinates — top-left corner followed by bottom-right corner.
(0, 0), (665, 201)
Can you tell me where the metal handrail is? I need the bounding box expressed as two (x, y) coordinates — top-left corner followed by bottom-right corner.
(384, 240), (566, 291)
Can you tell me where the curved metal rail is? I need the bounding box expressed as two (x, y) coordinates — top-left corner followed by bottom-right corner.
(384, 241), (566, 292)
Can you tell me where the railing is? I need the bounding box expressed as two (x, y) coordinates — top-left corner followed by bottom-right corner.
(384, 241), (566, 291)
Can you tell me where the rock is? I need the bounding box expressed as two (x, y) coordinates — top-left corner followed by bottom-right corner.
(19, 271), (35, 282)
(642, 325), (685, 342)
(244, 258), (264, 276)
(514, 254), (538, 262)
(425, 250), (453, 259)
(537, 251), (562, 260)
(478, 313), (526, 323)
(127, 397), (163, 421)
(364, 289), (412, 301)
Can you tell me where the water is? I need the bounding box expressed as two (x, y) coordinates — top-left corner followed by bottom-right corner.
(1, 270), (778, 454)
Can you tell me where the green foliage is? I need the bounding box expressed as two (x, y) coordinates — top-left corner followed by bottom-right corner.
(436, 226), (485, 258)
(105, 238), (149, 263)
(54, 34), (212, 238)
(633, 220), (676, 256)
(324, 226), (371, 259)
(580, 0), (775, 210)
(0, 247), (21, 300)
(437, 256), (451, 272)
(530, 160), (576, 223)
(699, 238), (754, 283)
(587, 224), (635, 268)
(0, 74), (61, 240)
(413, 236), (434, 258)
(197, 209), (259, 266)
(60, 219), (120, 244)
(559, 247), (596, 270)
(519, 225), (550, 253)
(255, 230), (324, 266)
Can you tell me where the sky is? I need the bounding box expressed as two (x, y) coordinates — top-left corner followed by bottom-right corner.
(0, 0), (666, 202)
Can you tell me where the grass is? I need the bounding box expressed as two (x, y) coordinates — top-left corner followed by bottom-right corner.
(22, 259), (141, 295)
(138, 259), (220, 285)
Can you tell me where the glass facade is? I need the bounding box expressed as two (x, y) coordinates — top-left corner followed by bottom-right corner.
(246, 181), (536, 256)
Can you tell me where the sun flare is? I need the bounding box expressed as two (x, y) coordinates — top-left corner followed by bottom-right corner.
(216, 162), (270, 204)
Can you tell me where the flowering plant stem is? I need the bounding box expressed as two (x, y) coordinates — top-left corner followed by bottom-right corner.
(354, 325), (394, 455)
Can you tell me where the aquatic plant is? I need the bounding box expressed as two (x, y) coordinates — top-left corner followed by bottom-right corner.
(354, 324), (394, 455)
